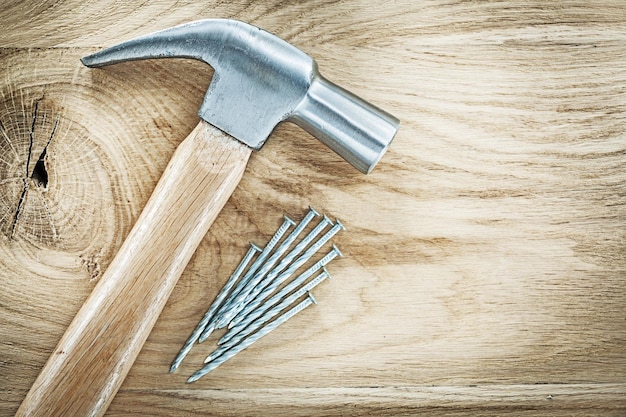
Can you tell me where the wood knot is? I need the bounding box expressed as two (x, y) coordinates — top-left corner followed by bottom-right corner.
(0, 82), (109, 252)
(0, 94), (61, 243)
(80, 250), (103, 281)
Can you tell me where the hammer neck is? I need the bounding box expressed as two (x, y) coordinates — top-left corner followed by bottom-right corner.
(290, 75), (399, 174)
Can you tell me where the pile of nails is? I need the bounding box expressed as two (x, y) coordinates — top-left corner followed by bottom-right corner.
(170, 207), (344, 383)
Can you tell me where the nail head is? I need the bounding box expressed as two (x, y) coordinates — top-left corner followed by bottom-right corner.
(334, 219), (346, 231)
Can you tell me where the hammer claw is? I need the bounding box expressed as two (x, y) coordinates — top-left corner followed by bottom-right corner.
(81, 19), (229, 68)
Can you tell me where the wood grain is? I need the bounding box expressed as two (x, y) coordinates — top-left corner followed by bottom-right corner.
(1, 1), (625, 416)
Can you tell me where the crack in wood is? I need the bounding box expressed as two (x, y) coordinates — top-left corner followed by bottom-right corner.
(8, 99), (60, 240)
(10, 179), (28, 239)
(33, 115), (60, 240)
(25, 100), (39, 177)
(10, 100), (40, 239)
(31, 113), (59, 188)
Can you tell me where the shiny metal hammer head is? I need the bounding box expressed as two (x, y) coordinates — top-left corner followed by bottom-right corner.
(82, 19), (399, 173)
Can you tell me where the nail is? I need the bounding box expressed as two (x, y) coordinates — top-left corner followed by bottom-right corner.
(228, 220), (343, 329)
(188, 293), (317, 382)
(216, 208), (323, 329)
(228, 214), (333, 328)
(226, 244), (341, 335)
(194, 243), (262, 345)
(221, 267), (332, 348)
(205, 292), (318, 364)
(198, 216), (295, 342)
(211, 215), (296, 327)
(240, 213), (330, 307)
(228, 208), (318, 312)
(169, 243), (261, 372)
(199, 243), (263, 339)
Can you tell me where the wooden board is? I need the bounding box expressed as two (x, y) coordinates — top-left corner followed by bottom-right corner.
(1, 1), (625, 415)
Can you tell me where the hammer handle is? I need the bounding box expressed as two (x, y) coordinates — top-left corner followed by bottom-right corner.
(17, 120), (252, 417)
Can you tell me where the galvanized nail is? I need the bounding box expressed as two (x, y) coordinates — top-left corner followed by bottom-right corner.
(221, 267), (331, 348)
(198, 215), (295, 341)
(188, 293), (317, 382)
(228, 221), (343, 329)
(215, 208), (324, 328)
(226, 244), (341, 334)
(169, 243), (260, 372)
(228, 214), (333, 328)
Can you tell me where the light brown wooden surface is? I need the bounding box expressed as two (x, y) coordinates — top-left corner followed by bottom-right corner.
(1, 1), (625, 416)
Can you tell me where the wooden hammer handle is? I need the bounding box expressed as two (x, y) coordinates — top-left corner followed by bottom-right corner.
(17, 120), (252, 417)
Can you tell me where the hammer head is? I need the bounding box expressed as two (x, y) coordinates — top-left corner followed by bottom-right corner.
(82, 19), (399, 173)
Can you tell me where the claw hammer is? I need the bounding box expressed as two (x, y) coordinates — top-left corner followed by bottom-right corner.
(17, 19), (399, 417)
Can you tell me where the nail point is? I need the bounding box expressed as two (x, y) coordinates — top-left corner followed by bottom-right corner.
(198, 323), (215, 343)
